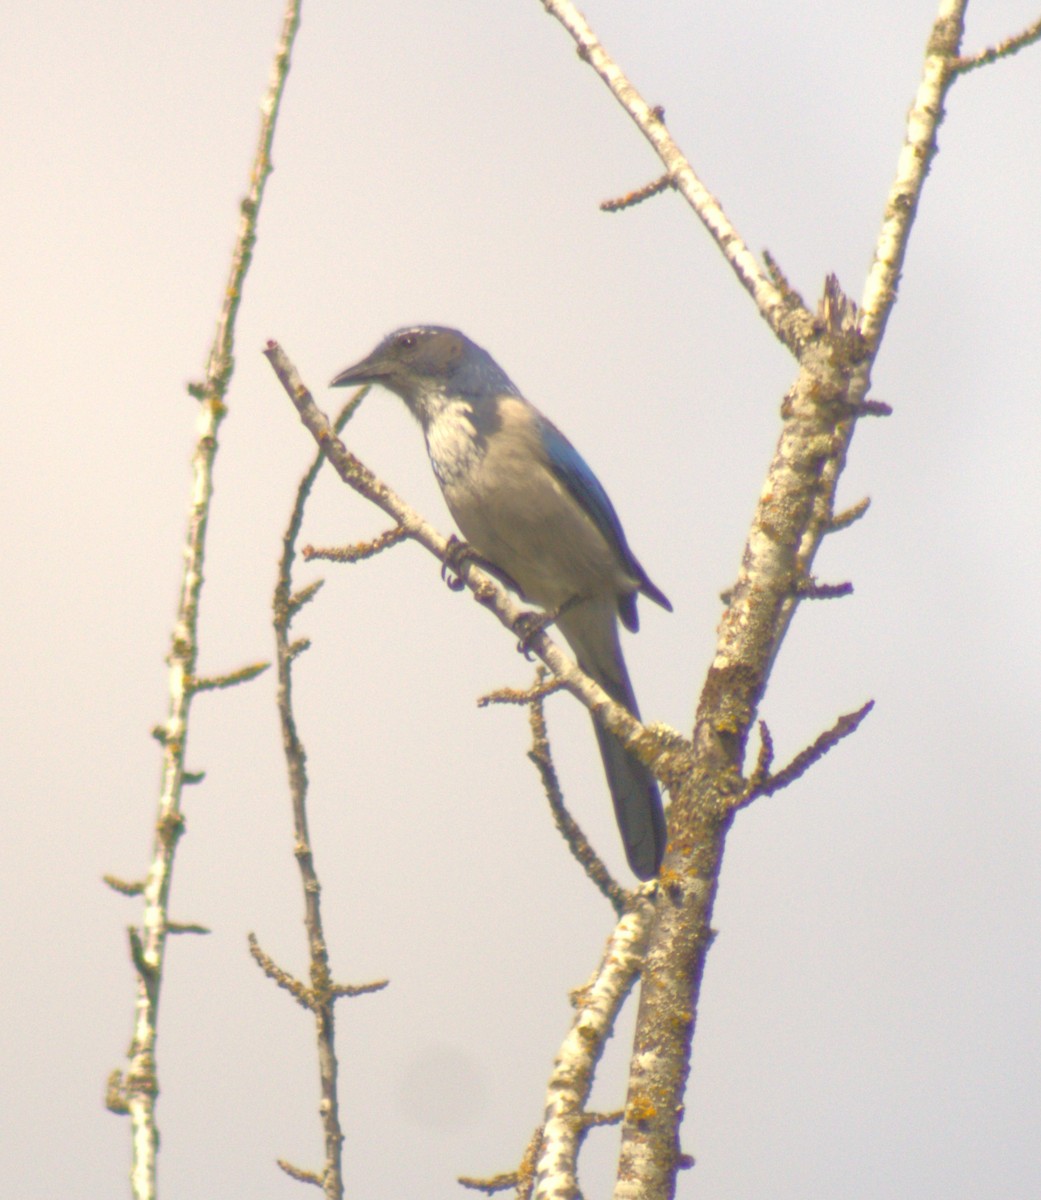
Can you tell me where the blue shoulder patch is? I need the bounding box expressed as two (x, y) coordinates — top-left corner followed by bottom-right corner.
(538, 416), (672, 629)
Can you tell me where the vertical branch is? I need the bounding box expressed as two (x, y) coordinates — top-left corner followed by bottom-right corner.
(612, 6), (970, 1199)
(113, 6), (303, 1199)
(532, 901), (654, 1199)
(858, 0), (967, 350)
(271, 396), (362, 1200)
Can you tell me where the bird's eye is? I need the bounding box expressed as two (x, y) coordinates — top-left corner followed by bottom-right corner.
(397, 333), (417, 350)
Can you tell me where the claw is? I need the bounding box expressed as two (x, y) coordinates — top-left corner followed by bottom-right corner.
(441, 534), (472, 592)
(440, 535), (528, 598)
(441, 561), (466, 592)
(513, 609), (555, 659)
(513, 592), (585, 657)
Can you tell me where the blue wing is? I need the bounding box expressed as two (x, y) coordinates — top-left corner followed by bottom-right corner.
(538, 416), (671, 630)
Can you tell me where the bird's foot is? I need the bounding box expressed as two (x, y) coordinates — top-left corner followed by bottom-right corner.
(441, 535), (524, 596)
(514, 592), (587, 658)
(441, 535), (478, 592)
(513, 609), (557, 660)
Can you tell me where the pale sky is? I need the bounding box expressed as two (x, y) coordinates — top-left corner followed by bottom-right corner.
(4, 2), (1040, 1197)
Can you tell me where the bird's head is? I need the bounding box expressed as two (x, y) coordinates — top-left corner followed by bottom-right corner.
(330, 326), (516, 424)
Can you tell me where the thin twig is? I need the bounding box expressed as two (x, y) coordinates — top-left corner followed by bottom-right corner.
(265, 393), (364, 1199)
(303, 526), (408, 563)
(539, 0), (817, 356)
(526, 675), (632, 914)
(829, 497), (871, 532)
(477, 675), (567, 708)
(191, 661), (270, 693)
(277, 1159), (325, 1187)
(459, 1124), (543, 1196)
(796, 578), (854, 601)
(739, 702), (876, 808)
(600, 173), (673, 212)
(952, 15), (1041, 75)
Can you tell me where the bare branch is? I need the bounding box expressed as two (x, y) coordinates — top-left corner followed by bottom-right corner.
(457, 1171), (521, 1196)
(166, 922), (211, 936)
(749, 719), (775, 786)
(600, 173), (673, 213)
(330, 979), (390, 1000)
(526, 675), (632, 914)
(248, 934), (313, 1009)
(762, 249), (810, 313)
(190, 661), (269, 693)
(739, 701), (875, 808)
(289, 578), (325, 616)
(477, 675), (567, 708)
(829, 497), (871, 531)
(287, 637), (311, 660)
(303, 525), (408, 563)
(277, 1159), (325, 1187)
(583, 1110), (624, 1129)
(615, 3), (973, 1181)
(104, 875), (145, 897)
(539, 0), (817, 355)
(464, 905), (653, 1197)
(796, 578), (854, 601)
(112, 9), (302, 1197)
(105, 1070), (130, 1116)
(459, 1125), (543, 1197)
(270, 440), (344, 1182)
(533, 901), (654, 1199)
(859, 1), (969, 350)
(263, 386), (391, 1198)
(850, 397), (893, 418)
(952, 15), (1041, 75)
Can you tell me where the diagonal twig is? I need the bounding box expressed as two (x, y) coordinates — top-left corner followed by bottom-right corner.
(539, 0), (817, 356)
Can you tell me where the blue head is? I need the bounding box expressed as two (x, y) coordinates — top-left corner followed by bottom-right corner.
(330, 326), (518, 427)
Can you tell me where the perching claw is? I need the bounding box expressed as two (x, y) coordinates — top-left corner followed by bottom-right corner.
(513, 609), (556, 660)
(512, 594), (583, 659)
(441, 534), (525, 597)
(440, 534), (473, 592)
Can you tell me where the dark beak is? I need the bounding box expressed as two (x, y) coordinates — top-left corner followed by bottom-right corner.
(329, 350), (387, 388)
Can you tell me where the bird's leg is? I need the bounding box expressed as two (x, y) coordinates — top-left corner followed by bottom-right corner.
(513, 592), (584, 660)
(441, 534), (524, 596)
(440, 534), (473, 592)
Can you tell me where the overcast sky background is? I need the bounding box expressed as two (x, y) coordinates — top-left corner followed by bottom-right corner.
(4, 2), (1040, 1197)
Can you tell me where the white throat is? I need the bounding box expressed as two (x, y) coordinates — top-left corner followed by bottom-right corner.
(423, 396), (483, 488)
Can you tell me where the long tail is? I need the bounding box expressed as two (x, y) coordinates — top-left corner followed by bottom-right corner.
(558, 605), (666, 880)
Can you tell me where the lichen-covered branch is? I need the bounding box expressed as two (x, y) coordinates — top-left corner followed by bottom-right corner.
(533, 902), (654, 1199)
(859, 0), (968, 349)
(612, 6), (973, 1197)
(460, 904), (654, 1199)
(109, 7), (302, 1198)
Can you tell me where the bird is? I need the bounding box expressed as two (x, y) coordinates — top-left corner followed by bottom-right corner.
(331, 326), (671, 879)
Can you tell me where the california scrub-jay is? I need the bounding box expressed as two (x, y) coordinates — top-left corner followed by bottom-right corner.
(331, 326), (671, 879)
